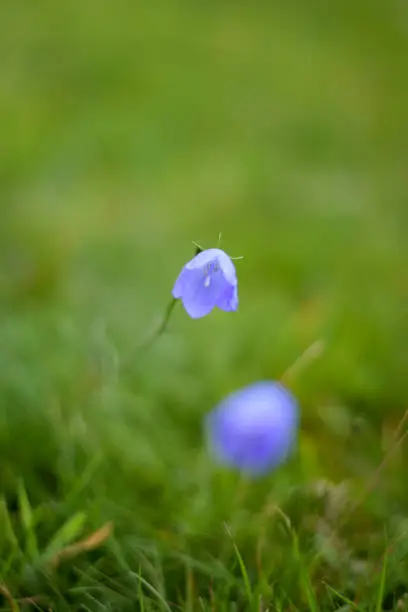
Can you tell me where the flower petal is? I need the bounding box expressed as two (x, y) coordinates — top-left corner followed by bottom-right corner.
(185, 249), (219, 271)
(206, 382), (299, 476)
(215, 249), (237, 286)
(172, 266), (190, 299)
(217, 284), (238, 312)
(179, 268), (229, 319)
(185, 249), (237, 285)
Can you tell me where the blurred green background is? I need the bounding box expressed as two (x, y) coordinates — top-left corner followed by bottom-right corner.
(1, 0), (408, 608)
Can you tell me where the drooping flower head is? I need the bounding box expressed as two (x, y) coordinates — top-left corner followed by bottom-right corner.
(206, 381), (299, 476)
(172, 248), (238, 319)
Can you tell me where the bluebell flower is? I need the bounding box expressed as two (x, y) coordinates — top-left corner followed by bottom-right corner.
(206, 381), (299, 476)
(172, 248), (238, 319)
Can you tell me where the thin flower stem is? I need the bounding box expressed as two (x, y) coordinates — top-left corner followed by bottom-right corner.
(120, 297), (178, 368)
(280, 340), (325, 386)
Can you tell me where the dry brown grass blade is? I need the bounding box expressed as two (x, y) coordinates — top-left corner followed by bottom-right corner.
(343, 410), (408, 524)
(0, 583), (18, 612)
(322, 408), (408, 580)
(50, 521), (114, 568)
(17, 595), (48, 606)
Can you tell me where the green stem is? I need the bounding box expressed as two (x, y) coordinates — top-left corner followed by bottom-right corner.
(120, 297), (178, 368)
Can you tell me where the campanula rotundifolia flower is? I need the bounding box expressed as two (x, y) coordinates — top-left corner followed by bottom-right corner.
(172, 248), (238, 319)
(206, 381), (299, 476)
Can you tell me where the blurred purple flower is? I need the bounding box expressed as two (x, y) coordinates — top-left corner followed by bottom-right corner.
(172, 248), (238, 319)
(206, 381), (299, 476)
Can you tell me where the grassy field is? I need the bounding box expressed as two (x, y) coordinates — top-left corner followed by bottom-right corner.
(1, 1), (408, 609)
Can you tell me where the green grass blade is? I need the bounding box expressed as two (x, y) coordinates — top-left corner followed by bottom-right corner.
(17, 480), (38, 560)
(232, 540), (252, 604)
(0, 497), (20, 552)
(324, 582), (361, 610)
(42, 511), (87, 561)
(275, 507), (318, 612)
(132, 571), (172, 612)
(225, 524), (252, 606)
(375, 548), (387, 612)
(137, 565), (145, 612)
(292, 530), (319, 612)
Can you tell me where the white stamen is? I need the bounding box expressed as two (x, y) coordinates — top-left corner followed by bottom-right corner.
(204, 275), (211, 288)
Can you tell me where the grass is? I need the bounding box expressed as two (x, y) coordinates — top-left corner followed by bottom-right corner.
(1, 0), (408, 609)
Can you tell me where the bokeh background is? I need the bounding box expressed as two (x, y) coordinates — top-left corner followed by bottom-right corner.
(1, 1), (408, 608)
